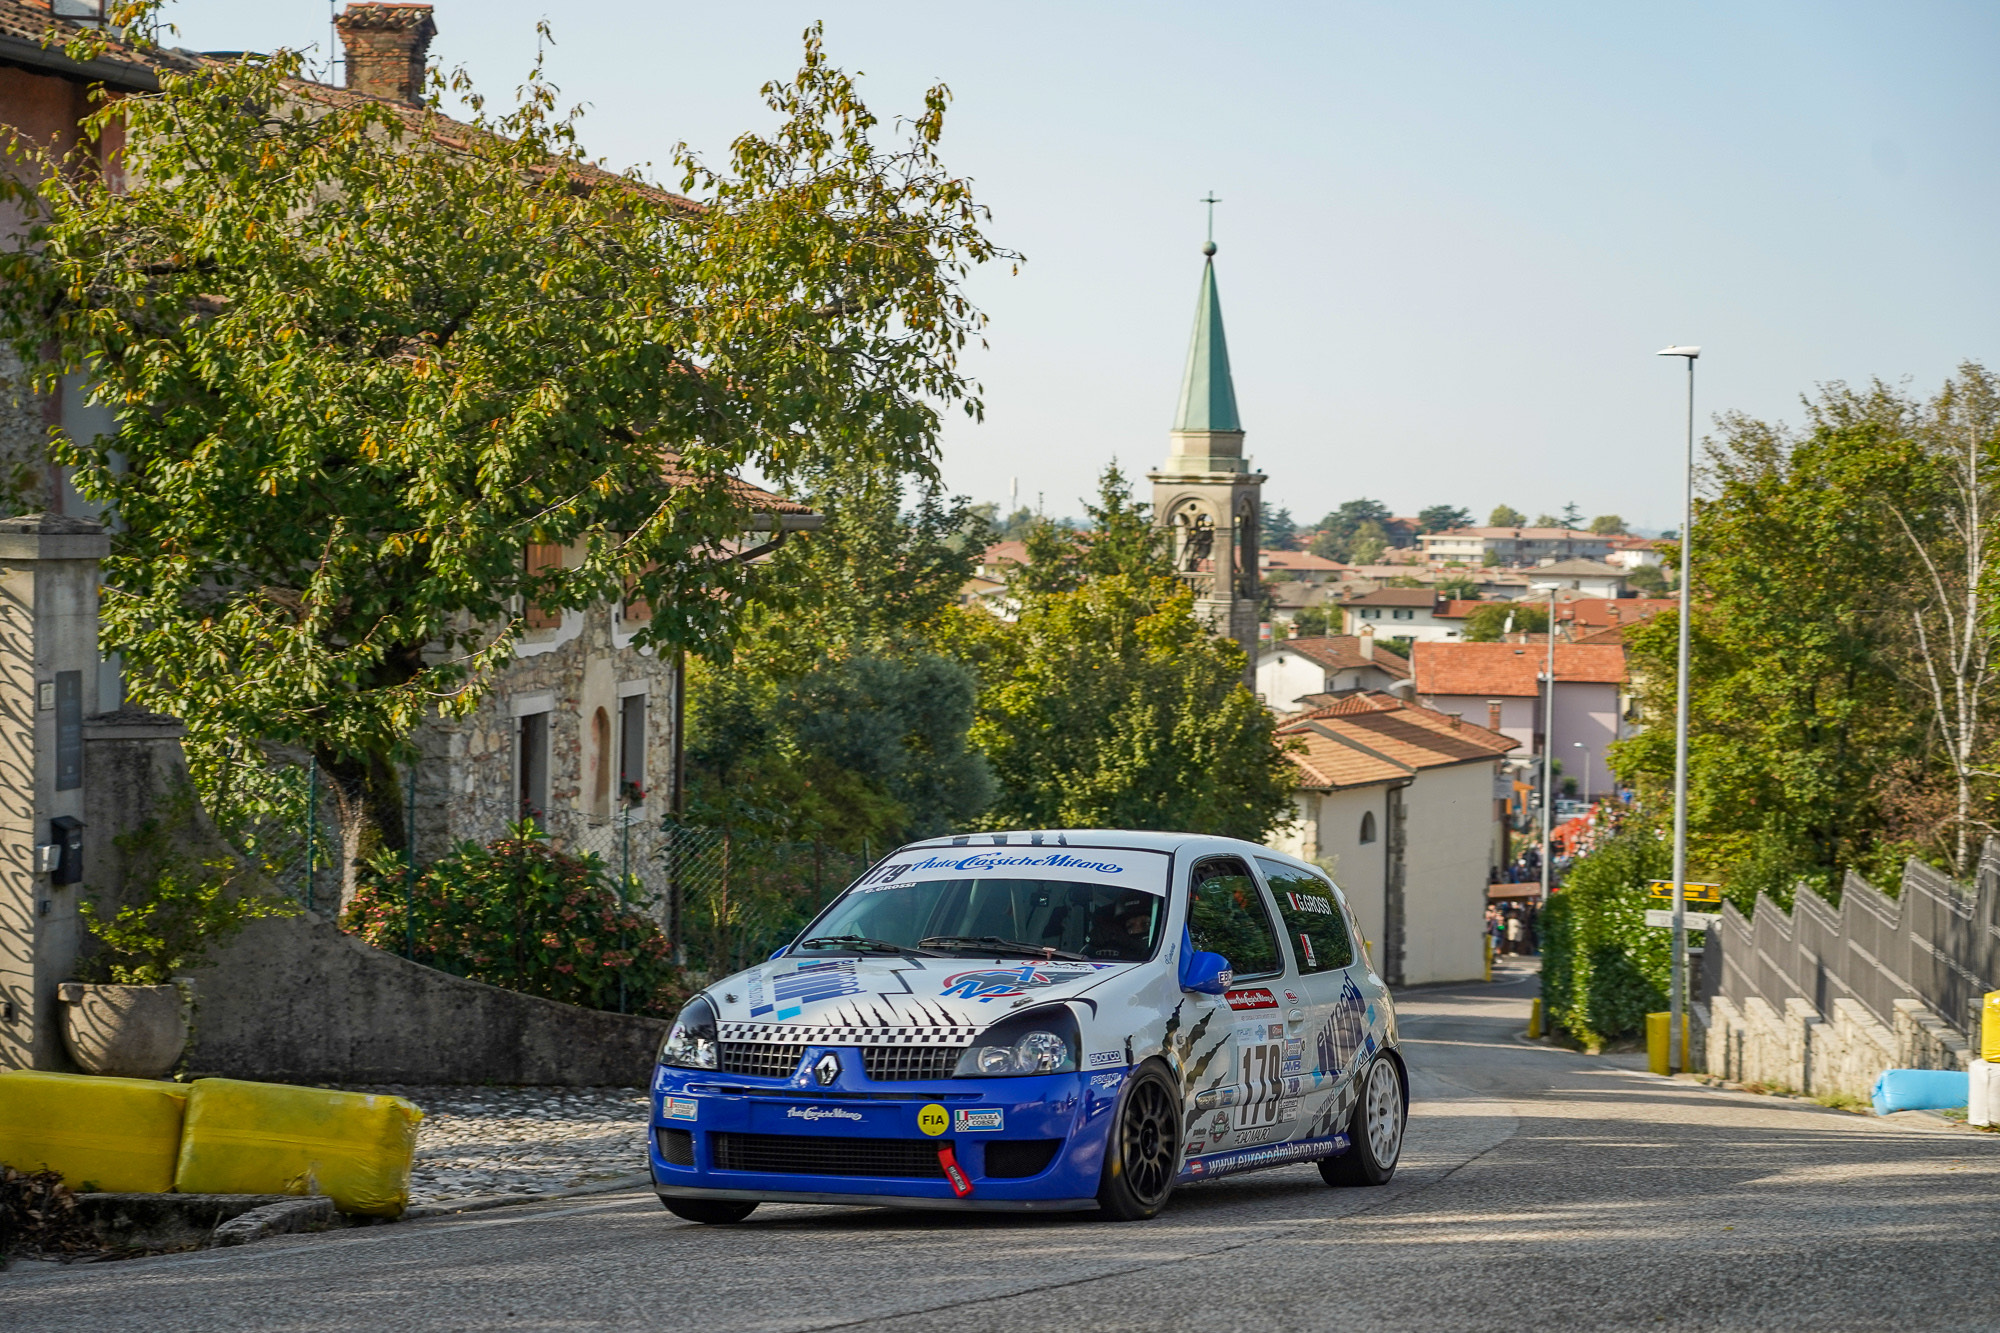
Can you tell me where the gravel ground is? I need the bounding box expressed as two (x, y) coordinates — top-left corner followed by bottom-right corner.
(347, 1085), (650, 1207)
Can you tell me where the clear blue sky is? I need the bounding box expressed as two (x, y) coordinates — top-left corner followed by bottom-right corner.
(161, 1), (1998, 531)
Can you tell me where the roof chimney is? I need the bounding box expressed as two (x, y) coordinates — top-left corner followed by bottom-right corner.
(1358, 629), (1374, 661)
(335, 3), (436, 105)
(1447, 712), (1462, 730)
(1487, 699), (1502, 732)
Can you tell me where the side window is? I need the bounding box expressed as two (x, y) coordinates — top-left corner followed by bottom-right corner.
(1256, 858), (1355, 974)
(1187, 857), (1283, 978)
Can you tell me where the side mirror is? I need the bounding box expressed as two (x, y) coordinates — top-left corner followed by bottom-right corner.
(768, 945), (789, 961)
(1180, 950), (1233, 995)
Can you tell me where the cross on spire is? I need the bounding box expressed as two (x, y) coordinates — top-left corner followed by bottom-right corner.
(1201, 192), (1221, 247)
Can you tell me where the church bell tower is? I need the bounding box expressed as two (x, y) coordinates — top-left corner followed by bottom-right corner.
(1149, 221), (1264, 682)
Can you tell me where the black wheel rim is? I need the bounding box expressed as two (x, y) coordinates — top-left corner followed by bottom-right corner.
(1120, 1077), (1176, 1203)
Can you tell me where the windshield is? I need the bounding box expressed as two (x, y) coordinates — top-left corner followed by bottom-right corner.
(801, 878), (1164, 963)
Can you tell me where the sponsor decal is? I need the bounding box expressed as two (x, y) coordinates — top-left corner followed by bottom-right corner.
(1231, 1124), (1285, 1146)
(916, 1103), (950, 1137)
(937, 1145), (975, 1198)
(1285, 891), (1337, 916)
(747, 968), (769, 1017)
(1282, 1036), (1305, 1076)
(953, 1108), (1004, 1132)
(1299, 933), (1318, 969)
(1284, 990), (1301, 1003)
(771, 960), (863, 1021)
(1087, 1050), (1123, 1068)
(1266, 1022), (1285, 1040)
(662, 1096), (698, 1122)
(1225, 988), (1279, 1011)
(856, 848), (1169, 895)
(1279, 1097), (1300, 1121)
(1208, 1111), (1230, 1140)
(1180, 1134), (1351, 1181)
(941, 963), (1101, 1002)
(786, 1105), (863, 1123)
(1089, 1072), (1126, 1090)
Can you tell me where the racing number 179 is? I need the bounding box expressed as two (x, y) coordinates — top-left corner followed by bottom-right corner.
(1235, 1042), (1283, 1127)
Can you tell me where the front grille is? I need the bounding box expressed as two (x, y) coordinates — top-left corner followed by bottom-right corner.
(710, 1133), (949, 1179)
(861, 1045), (961, 1081)
(655, 1128), (695, 1166)
(984, 1139), (1062, 1179)
(719, 1042), (803, 1079)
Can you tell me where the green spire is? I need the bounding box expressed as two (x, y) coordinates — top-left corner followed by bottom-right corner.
(1172, 247), (1241, 434)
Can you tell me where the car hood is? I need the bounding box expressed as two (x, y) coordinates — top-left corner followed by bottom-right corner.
(709, 954), (1137, 1034)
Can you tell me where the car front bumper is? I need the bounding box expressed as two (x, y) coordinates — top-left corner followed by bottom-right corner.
(648, 1060), (1129, 1209)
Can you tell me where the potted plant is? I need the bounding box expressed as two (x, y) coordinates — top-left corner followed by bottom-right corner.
(61, 860), (296, 1079)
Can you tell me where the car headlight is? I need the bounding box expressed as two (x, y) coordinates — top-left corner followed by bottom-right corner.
(953, 1005), (1080, 1078)
(659, 996), (719, 1070)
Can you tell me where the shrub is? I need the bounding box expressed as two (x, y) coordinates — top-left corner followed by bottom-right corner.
(1539, 832), (1674, 1048)
(77, 858), (297, 985)
(343, 824), (685, 1016)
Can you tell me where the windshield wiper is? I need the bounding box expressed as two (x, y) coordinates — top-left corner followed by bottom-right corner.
(800, 934), (935, 956)
(919, 935), (1089, 962)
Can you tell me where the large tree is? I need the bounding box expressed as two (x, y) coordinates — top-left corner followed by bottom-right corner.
(1416, 504), (1473, 534)
(0, 17), (1006, 851)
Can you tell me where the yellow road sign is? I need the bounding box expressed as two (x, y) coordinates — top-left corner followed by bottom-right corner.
(1648, 880), (1723, 907)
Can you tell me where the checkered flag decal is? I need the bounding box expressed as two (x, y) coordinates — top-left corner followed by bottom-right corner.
(717, 1022), (980, 1047)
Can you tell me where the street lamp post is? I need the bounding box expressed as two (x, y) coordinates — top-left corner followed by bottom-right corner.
(1534, 582), (1559, 901)
(1658, 344), (1700, 1074)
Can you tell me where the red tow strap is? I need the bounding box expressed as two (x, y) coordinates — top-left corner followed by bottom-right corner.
(937, 1146), (973, 1197)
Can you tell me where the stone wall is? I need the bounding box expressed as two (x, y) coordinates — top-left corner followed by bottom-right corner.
(189, 910), (667, 1086)
(1701, 841), (2000, 1090)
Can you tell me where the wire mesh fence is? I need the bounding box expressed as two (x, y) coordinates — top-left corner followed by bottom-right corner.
(203, 753), (875, 984)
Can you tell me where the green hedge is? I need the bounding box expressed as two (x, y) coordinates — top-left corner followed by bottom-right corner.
(1539, 833), (1674, 1048)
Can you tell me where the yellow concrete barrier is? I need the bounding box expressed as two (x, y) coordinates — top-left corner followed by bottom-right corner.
(173, 1079), (422, 1217)
(0, 1070), (189, 1194)
(1646, 1012), (1693, 1076)
(1484, 936), (1494, 983)
(1528, 997), (1542, 1039)
(1983, 991), (2000, 1063)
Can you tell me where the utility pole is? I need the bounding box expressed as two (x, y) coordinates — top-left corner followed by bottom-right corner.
(1539, 582), (1557, 902)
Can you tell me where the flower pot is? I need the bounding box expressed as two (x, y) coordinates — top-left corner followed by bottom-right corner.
(56, 982), (188, 1079)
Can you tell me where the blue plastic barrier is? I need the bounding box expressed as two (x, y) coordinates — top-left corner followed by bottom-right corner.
(1870, 1068), (1969, 1116)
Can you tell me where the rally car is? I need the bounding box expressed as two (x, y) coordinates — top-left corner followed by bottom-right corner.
(648, 831), (1405, 1222)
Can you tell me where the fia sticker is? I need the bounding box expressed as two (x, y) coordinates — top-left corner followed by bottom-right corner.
(953, 1107), (1004, 1132)
(662, 1096), (697, 1122)
(916, 1103), (949, 1137)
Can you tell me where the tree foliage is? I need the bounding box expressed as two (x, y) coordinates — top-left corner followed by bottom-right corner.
(967, 574), (1293, 839)
(0, 14), (1006, 851)
(1462, 602), (1547, 642)
(1488, 504), (1526, 528)
(1309, 498), (1391, 562)
(1260, 502), (1298, 550)
(1588, 514), (1629, 535)
(1416, 504), (1472, 534)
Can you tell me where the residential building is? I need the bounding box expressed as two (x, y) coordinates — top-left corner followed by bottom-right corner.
(1255, 635), (1411, 712)
(1518, 558), (1627, 599)
(1338, 588), (1475, 642)
(1149, 237), (1262, 682)
(1410, 641), (1628, 799)
(1603, 534), (1662, 571)
(1267, 694), (1516, 987)
(1555, 597), (1676, 641)
(1258, 550), (1350, 585)
(1419, 526), (1615, 566)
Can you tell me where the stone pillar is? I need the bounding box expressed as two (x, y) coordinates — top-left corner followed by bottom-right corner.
(0, 514), (109, 1070)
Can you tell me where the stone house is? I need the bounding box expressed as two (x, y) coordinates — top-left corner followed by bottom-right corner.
(1254, 634), (1410, 713)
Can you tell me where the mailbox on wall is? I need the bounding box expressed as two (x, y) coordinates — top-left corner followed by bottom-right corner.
(49, 815), (82, 886)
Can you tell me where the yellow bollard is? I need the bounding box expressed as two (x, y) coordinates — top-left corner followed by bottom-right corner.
(1528, 997), (1542, 1039)
(1984, 991), (2000, 1063)
(1647, 1011), (1693, 1076)
(1484, 935), (1494, 983)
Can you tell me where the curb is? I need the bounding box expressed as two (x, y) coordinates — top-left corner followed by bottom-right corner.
(401, 1172), (654, 1221)
(214, 1196), (337, 1247)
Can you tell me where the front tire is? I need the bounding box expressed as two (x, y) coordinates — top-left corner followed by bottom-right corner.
(1320, 1054), (1404, 1187)
(1096, 1064), (1180, 1221)
(660, 1196), (759, 1224)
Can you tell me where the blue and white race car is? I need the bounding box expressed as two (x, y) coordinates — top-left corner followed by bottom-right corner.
(649, 830), (1405, 1222)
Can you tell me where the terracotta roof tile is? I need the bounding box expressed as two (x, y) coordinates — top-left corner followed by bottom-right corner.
(1261, 635), (1411, 680)
(1411, 641), (1627, 697)
(1275, 693), (1515, 791)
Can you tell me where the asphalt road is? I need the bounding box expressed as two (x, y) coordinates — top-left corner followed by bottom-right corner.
(8, 959), (1998, 1332)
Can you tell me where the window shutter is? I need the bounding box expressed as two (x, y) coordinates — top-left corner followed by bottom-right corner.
(524, 544), (564, 630)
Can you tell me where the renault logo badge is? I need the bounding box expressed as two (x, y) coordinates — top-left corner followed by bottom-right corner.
(813, 1052), (840, 1086)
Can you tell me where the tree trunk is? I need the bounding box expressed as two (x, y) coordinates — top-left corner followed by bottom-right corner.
(321, 749), (411, 917)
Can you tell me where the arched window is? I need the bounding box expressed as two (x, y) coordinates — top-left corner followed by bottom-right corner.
(1359, 810), (1377, 845)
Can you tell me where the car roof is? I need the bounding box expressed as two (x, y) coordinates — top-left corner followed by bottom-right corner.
(897, 829), (1305, 865)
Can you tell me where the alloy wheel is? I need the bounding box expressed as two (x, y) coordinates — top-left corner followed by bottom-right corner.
(1119, 1075), (1177, 1203)
(1364, 1056), (1404, 1167)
